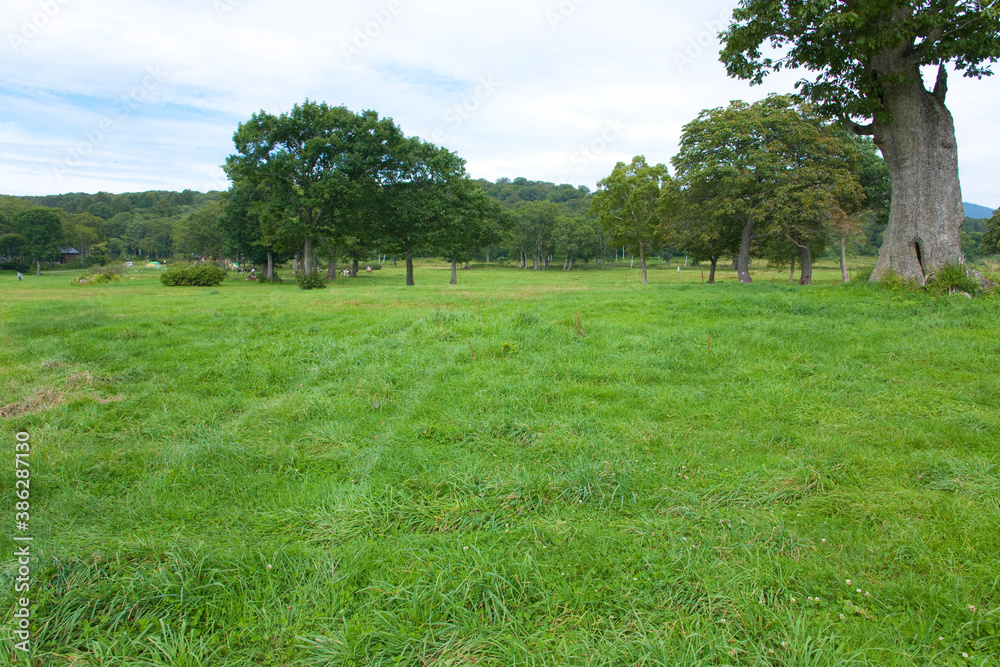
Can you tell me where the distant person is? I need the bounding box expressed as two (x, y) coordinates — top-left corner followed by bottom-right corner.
(17, 271), (23, 282)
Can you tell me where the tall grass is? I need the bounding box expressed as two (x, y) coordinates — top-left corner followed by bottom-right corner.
(1, 261), (998, 665)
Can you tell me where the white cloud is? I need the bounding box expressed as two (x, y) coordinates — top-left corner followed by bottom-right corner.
(0, 0), (997, 207)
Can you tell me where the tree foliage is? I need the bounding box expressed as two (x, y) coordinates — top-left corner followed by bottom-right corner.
(16, 208), (63, 274)
(591, 156), (671, 284)
(720, 0), (1000, 283)
(720, 0), (1000, 124)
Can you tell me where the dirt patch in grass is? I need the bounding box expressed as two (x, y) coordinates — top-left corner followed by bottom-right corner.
(0, 387), (66, 417)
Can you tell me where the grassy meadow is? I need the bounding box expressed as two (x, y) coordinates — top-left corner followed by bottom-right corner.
(1, 258), (999, 666)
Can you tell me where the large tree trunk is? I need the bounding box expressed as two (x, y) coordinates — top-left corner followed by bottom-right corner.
(450, 257), (458, 284)
(405, 245), (415, 286)
(798, 244), (813, 286)
(327, 260), (336, 280)
(351, 258), (359, 277)
(708, 256), (718, 284)
(870, 66), (963, 284)
(737, 217), (754, 283)
(267, 250), (274, 280)
(36, 259), (41, 275)
(840, 234), (849, 283)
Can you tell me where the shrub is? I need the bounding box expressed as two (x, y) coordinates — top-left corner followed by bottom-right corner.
(72, 271), (121, 286)
(161, 265), (227, 287)
(0, 259), (31, 273)
(926, 263), (983, 296)
(295, 272), (326, 290)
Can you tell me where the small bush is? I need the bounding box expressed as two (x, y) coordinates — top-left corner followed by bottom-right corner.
(295, 272), (327, 290)
(0, 259), (31, 273)
(926, 263), (982, 296)
(879, 269), (920, 292)
(161, 265), (227, 287)
(72, 271), (121, 286)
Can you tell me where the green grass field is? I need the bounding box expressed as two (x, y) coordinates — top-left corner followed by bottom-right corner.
(2, 259), (999, 666)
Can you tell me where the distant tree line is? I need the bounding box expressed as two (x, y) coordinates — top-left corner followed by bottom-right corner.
(3, 99), (997, 281)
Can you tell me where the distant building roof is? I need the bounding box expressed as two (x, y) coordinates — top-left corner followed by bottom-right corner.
(59, 248), (80, 254)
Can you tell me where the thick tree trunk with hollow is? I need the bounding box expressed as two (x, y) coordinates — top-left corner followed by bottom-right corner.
(869, 66), (963, 284)
(737, 217), (753, 283)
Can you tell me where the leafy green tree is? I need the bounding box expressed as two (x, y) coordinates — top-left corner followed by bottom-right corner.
(591, 156), (671, 284)
(720, 0), (1000, 283)
(510, 201), (561, 271)
(673, 96), (859, 284)
(225, 101), (396, 276)
(15, 208), (64, 274)
(433, 183), (511, 284)
(177, 202), (226, 262)
(660, 194), (743, 284)
(983, 209), (1000, 256)
(377, 137), (470, 286)
(553, 214), (601, 271)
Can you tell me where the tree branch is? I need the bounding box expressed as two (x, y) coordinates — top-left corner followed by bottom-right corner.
(933, 63), (948, 103)
(841, 116), (875, 136)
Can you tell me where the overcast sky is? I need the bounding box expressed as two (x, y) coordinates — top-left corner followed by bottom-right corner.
(2, 0), (998, 208)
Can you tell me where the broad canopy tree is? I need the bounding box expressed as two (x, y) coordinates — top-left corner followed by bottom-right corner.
(224, 102), (399, 277)
(672, 96), (862, 284)
(720, 0), (1000, 283)
(376, 137), (470, 286)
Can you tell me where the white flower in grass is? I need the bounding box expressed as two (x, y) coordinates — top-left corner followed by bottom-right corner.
(969, 605), (976, 612)
(846, 579), (851, 585)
